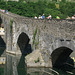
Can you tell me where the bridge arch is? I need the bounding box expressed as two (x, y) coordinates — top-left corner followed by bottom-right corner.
(0, 36), (6, 56)
(0, 17), (6, 56)
(51, 46), (73, 68)
(17, 32), (31, 55)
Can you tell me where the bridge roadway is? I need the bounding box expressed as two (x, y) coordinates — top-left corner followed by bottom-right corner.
(0, 11), (75, 67)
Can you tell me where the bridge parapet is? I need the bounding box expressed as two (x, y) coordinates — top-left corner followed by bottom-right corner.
(14, 18), (75, 40)
(0, 11), (75, 39)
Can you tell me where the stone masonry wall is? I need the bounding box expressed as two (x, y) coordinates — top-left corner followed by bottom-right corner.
(0, 12), (75, 55)
(0, 12), (75, 67)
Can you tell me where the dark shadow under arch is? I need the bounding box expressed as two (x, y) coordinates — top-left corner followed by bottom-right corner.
(17, 55), (27, 75)
(0, 36), (6, 56)
(17, 32), (32, 56)
(51, 46), (74, 70)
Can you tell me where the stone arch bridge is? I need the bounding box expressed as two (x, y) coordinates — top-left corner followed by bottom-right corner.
(0, 12), (75, 67)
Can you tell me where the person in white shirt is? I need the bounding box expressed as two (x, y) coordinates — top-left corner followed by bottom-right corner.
(72, 15), (75, 19)
(47, 14), (52, 19)
(38, 15), (42, 19)
(34, 16), (37, 19)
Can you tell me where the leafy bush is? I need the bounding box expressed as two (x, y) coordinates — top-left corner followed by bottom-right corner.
(0, 1), (75, 19)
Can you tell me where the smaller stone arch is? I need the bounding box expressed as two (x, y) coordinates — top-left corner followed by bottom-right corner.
(51, 46), (73, 68)
(0, 36), (6, 56)
(17, 32), (32, 55)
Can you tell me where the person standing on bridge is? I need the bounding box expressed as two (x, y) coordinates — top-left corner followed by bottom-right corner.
(42, 14), (45, 19)
(34, 16), (37, 19)
(56, 15), (60, 19)
(47, 14), (52, 19)
(5, 10), (8, 14)
(72, 15), (75, 19)
(38, 15), (42, 19)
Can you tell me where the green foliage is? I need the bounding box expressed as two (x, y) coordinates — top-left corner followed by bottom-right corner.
(0, 1), (75, 19)
(44, 8), (67, 19)
(10, 19), (13, 33)
(0, 68), (4, 75)
(47, 2), (56, 9)
(59, 2), (75, 17)
(33, 28), (37, 44)
(34, 57), (40, 63)
(62, 0), (66, 2)
(33, 28), (40, 49)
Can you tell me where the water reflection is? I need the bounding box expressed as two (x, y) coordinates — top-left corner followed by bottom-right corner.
(27, 68), (56, 75)
(0, 36), (6, 57)
(4, 54), (20, 75)
(3, 54), (55, 75)
(4, 54), (27, 75)
(60, 57), (74, 71)
(17, 55), (27, 75)
(0, 53), (75, 75)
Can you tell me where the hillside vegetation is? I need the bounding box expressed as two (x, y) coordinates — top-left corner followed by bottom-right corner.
(0, 0), (75, 19)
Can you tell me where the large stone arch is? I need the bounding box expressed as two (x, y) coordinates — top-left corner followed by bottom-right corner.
(51, 46), (73, 68)
(17, 32), (32, 55)
(50, 39), (75, 68)
(0, 16), (6, 56)
(0, 36), (6, 56)
(11, 20), (33, 54)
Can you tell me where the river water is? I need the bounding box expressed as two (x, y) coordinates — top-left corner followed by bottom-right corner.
(0, 50), (75, 75)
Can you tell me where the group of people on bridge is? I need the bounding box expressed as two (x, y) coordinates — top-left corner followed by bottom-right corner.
(34, 14), (61, 20)
(34, 14), (75, 20)
(34, 14), (53, 20)
(0, 9), (8, 14)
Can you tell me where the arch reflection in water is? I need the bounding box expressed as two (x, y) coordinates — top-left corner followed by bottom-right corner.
(3, 54), (55, 75)
(4, 54), (27, 75)
(1, 53), (75, 75)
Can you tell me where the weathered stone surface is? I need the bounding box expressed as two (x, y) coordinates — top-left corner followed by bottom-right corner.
(25, 49), (52, 67)
(0, 12), (75, 67)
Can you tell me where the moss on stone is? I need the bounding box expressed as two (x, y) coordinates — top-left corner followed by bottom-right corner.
(33, 28), (37, 44)
(10, 19), (13, 33)
(33, 28), (40, 49)
(34, 57), (40, 63)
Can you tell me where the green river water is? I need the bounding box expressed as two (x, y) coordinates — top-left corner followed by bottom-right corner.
(0, 48), (75, 75)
